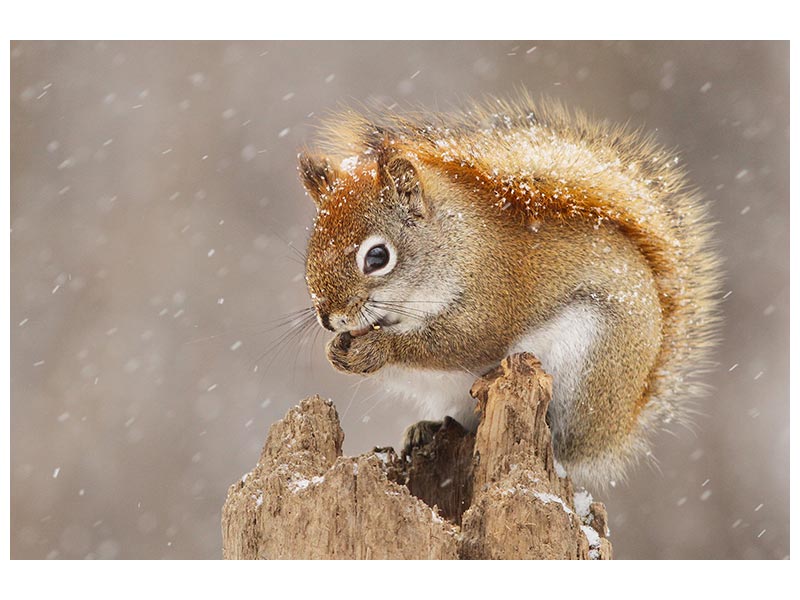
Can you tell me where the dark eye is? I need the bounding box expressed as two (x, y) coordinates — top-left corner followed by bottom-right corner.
(364, 244), (389, 274)
(357, 236), (396, 276)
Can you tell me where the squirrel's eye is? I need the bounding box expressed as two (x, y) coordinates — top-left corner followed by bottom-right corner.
(357, 236), (396, 276)
(364, 245), (389, 274)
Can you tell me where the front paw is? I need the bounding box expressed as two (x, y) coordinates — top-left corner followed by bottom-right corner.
(325, 331), (389, 375)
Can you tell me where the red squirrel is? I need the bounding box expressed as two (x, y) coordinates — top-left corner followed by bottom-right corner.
(297, 94), (721, 487)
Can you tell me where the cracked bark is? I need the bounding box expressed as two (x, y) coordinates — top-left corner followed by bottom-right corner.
(221, 352), (612, 559)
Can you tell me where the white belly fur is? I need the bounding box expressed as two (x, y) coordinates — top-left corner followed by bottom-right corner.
(510, 303), (602, 438)
(376, 303), (602, 435)
(375, 366), (481, 429)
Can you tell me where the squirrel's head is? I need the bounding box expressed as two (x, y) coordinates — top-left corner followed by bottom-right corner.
(298, 151), (462, 337)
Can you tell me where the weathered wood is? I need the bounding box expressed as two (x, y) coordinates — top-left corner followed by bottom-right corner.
(389, 417), (476, 525)
(221, 353), (612, 559)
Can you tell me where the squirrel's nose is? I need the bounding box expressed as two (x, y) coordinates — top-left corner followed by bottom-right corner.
(322, 313), (351, 332)
(319, 313), (335, 332)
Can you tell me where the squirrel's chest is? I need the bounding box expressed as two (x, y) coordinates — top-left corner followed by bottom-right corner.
(374, 366), (480, 428)
(374, 303), (603, 431)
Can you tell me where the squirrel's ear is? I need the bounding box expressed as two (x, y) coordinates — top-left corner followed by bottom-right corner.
(298, 152), (339, 208)
(383, 157), (429, 219)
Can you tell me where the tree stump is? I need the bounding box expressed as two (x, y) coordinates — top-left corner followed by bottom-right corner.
(221, 353), (612, 559)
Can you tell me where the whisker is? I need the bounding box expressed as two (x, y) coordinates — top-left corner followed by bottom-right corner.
(306, 320), (326, 374)
(360, 387), (386, 418)
(358, 305), (383, 332)
(368, 302), (427, 322)
(183, 307), (316, 346)
(268, 307), (317, 328)
(248, 310), (319, 374)
(255, 317), (315, 363)
(370, 300), (437, 315)
(342, 377), (368, 419)
(362, 305), (387, 329)
(289, 317), (318, 379)
(364, 306), (406, 324)
(252, 211), (309, 264)
(270, 317), (319, 376)
(373, 299), (448, 305)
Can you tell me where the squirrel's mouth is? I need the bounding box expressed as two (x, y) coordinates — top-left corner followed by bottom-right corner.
(349, 314), (399, 338)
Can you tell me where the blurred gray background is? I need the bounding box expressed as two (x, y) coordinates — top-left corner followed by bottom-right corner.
(10, 41), (788, 559)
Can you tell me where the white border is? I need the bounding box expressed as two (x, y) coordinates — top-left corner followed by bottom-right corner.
(0, 1), (795, 39)
(3, 1), (795, 596)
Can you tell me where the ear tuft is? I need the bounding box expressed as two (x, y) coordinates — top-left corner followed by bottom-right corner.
(383, 158), (428, 219)
(298, 152), (339, 207)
